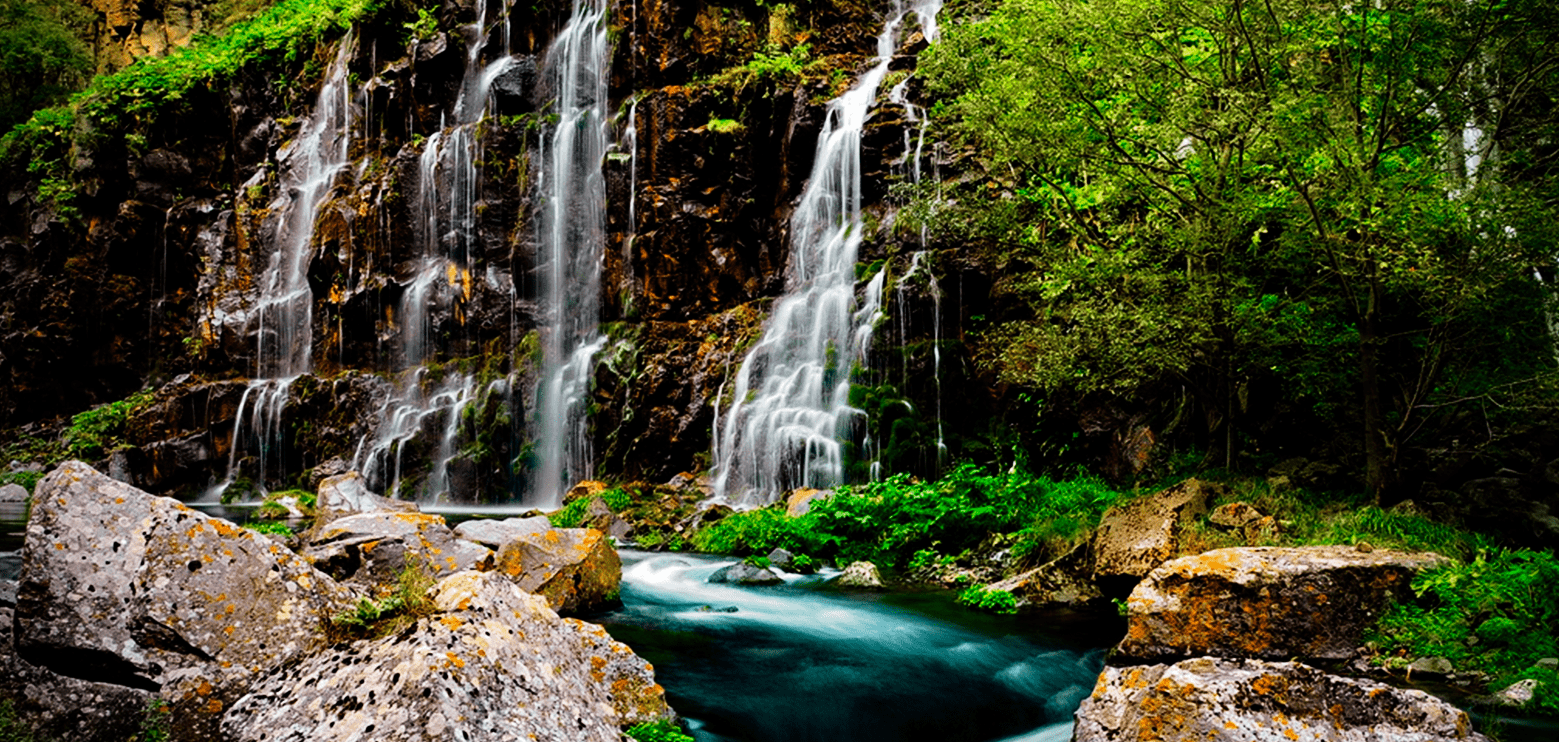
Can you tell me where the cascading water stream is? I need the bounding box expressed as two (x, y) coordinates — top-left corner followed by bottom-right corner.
(711, 0), (942, 505)
(354, 2), (517, 502)
(208, 35), (357, 500)
(532, 0), (610, 509)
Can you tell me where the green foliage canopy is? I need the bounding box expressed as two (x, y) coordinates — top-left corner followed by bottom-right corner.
(921, 0), (1559, 489)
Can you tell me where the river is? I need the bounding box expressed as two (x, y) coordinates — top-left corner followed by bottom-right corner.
(593, 550), (1113, 742)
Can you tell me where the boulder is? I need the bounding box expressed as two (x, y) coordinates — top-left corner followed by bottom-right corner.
(985, 543), (1109, 613)
(453, 515), (552, 550)
(15, 461), (356, 737)
(1207, 501), (1264, 529)
(1075, 658), (1488, 742)
(1408, 655), (1454, 679)
(1117, 546), (1450, 662)
(0, 483), (27, 502)
(489, 55), (539, 116)
(1090, 478), (1220, 594)
(303, 511), (494, 586)
(0, 578), (14, 606)
(494, 528), (622, 615)
(308, 471), (418, 534)
(708, 562), (782, 586)
(767, 548), (795, 570)
(834, 561), (884, 589)
(1, 606), (154, 742)
(220, 571), (673, 742)
(1492, 678), (1540, 707)
(582, 496), (634, 541)
(786, 488), (826, 517)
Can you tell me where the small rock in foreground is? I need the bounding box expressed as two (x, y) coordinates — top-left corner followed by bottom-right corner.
(833, 561), (884, 589)
(708, 562), (782, 586)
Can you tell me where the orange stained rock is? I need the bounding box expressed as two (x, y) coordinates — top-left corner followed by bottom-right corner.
(440, 616), (464, 630)
(445, 652), (465, 669)
(197, 680), (214, 696)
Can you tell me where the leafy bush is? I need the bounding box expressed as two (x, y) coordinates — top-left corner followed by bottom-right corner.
(64, 389), (154, 460)
(691, 465), (1120, 571)
(244, 521), (293, 537)
(1368, 549), (1559, 713)
(956, 585), (1018, 615)
(624, 720), (694, 742)
(549, 487), (631, 528)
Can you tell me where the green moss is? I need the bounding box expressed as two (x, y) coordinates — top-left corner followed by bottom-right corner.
(625, 720), (694, 742)
(956, 585), (1018, 615)
(64, 389), (154, 460)
(0, 698), (46, 742)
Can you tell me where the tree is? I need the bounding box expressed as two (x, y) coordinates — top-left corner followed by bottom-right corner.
(921, 0), (1559, 494)
(0, 0), (90, 134)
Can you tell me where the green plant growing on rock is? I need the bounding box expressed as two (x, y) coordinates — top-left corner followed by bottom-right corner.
(244, 521), (294, 537)
(0, 699), (44, 742)
(133, 699), (170, 742)
(63, 389), (154, 460)
(327, 560), (438, 641)
(956, 585), (1017, 615)
(706, 116), (744, 134)
(625, 720), (694, 742)
(403, 6), (437, 41)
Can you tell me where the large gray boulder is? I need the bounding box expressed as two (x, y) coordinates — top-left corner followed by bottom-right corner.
(302, 511), (493, 586)
(15, 461), (357, 736)
(1, 606), (153, 741)
(220, 571), (673, 741)
(0, 482), (27, 502)
(307, 471), (418, 534)
(454, 515), (552, 550)
(1117, 545), (1449, 662)
(494, 528), (623, 615)
(1090, 478), (1220, 594)
(1075, 658), (1487, 742)
(708, 561), (782, 586)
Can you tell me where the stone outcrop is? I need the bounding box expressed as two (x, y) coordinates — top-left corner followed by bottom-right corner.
(495, 528), (623, 615)
(1090, 478), (1221, 594)
(14, 461), (357, 737)
(309, 471), (419, 533)
(1074, 658), (1487, 742)
(834, 561), (884, 589)
(219, 571), (672, 741)
(302, 511), (494, 586)
(708, 561), (782, 586)
(454, 515), (553, 549)
(1117, 546), (1450, 662)
(984, 543), (1108, 613)
(1, 607), (153, 742)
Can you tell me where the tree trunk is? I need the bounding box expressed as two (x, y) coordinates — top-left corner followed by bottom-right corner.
(1360, 274), (1387, 502)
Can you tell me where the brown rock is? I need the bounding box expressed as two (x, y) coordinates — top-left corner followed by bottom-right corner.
(1090, 478), (1221, 594)
(1208, 501), (1265, 529)
(1117, 546), (1451, 662)
(495, 528), (622, 615)
(303, 511), (494, 586)
(985, 542), (1108, 613)
(786, 488), (827, 517)
(1075, 658), (1487, 742)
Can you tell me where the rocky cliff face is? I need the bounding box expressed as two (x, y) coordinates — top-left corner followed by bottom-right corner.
(0, 0), (961, 502)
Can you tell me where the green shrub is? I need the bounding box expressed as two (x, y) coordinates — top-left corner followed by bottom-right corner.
(956, 585), (1018, 615)
(548, 487), (631, 528)
(1368, 549), (1559, 713)
(624, 720), (694, 742)
(244, 521), (293, 537)
(63, 389), (154, 460)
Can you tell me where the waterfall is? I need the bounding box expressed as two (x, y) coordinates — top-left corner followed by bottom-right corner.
(208, 34), (357, 501)
(711, 0), (943, 506)
(355, 1), (518, 502)
(532, 0), (610, 509)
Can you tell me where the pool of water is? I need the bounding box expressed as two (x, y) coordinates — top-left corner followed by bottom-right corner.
(593, 551), (1114, 742)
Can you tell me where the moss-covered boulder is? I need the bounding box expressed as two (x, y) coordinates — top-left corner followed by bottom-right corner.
(219, 571), (672, 741)
(1089, 478), (1221, 594)
(494, 528), (622, 615)
(1117, 545), (1449, 663)
(1075, 658), (1486, 742)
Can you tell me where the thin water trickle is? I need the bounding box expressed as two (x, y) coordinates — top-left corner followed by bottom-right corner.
(534, 0), (610, 509)
(711, 0), (943, 505)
